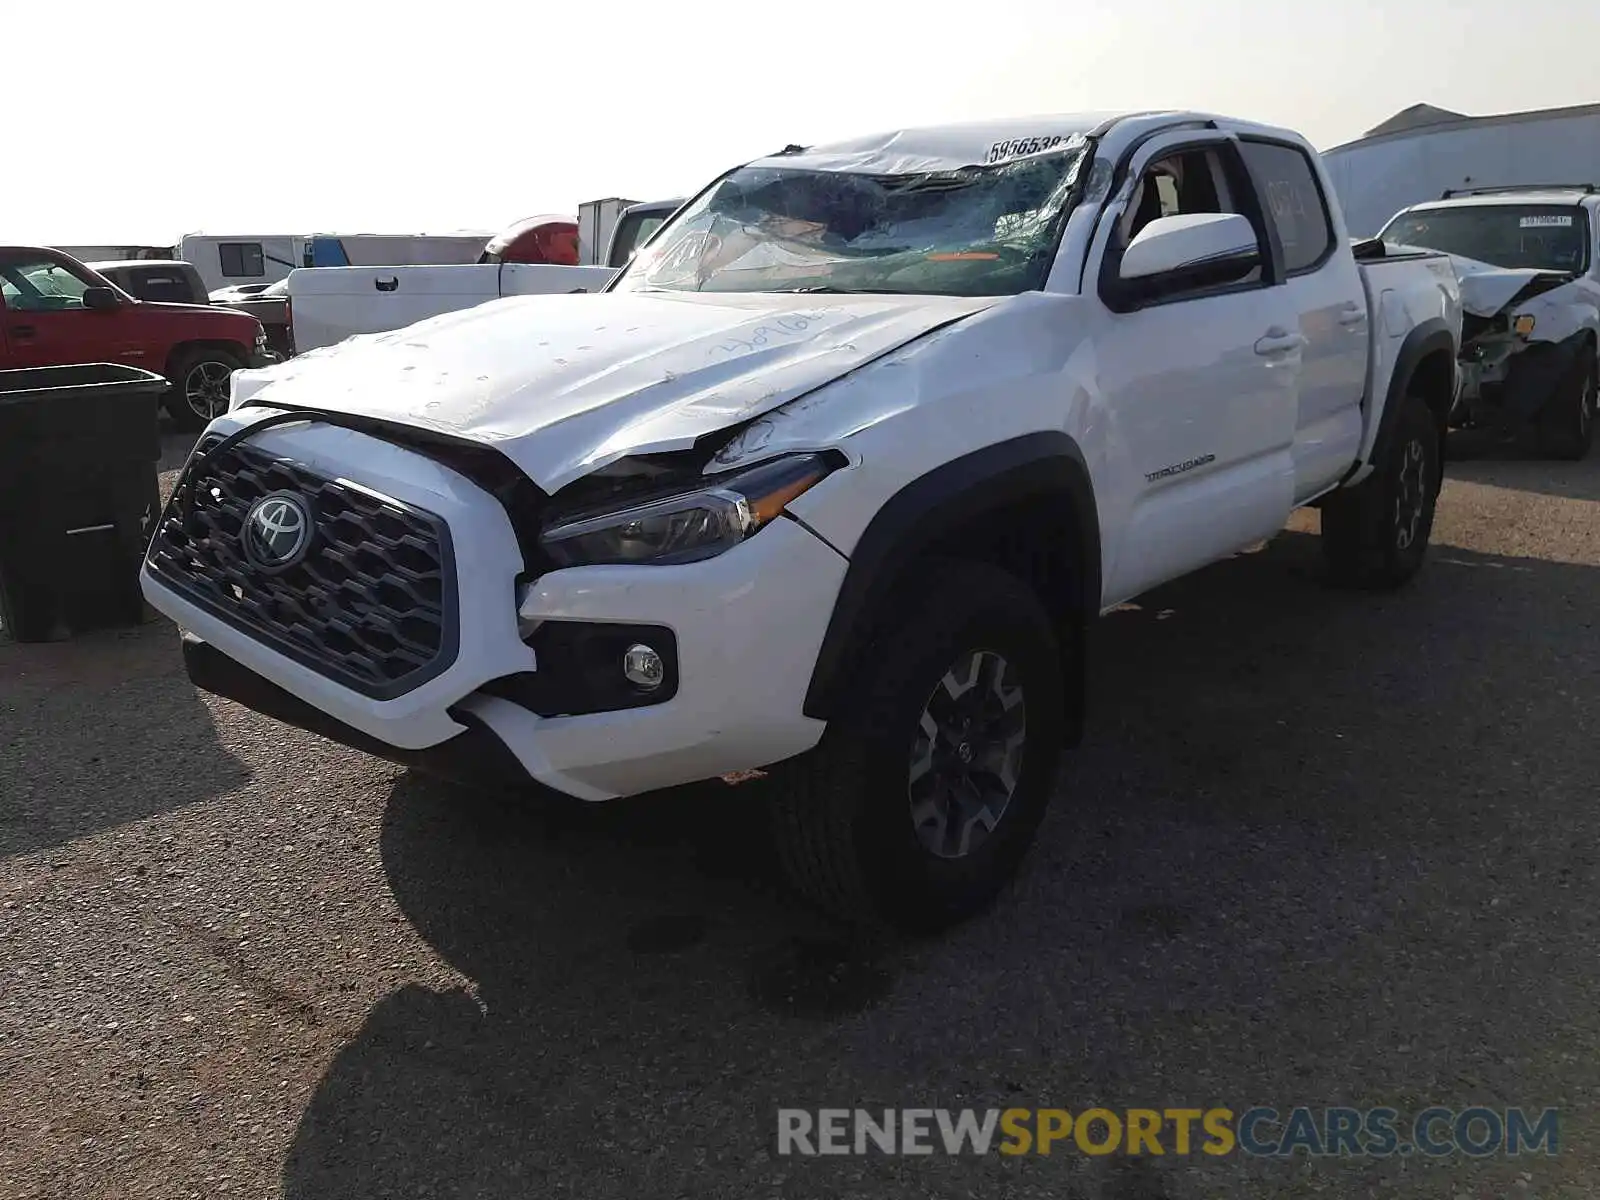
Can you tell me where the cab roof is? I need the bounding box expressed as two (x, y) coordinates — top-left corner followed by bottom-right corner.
(1408, 188), (1599, 210)
(743, 110), (1310, 176)
(86, 259), (193, 271)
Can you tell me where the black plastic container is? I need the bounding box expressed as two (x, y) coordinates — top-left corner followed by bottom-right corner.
(0, 363), (169, 642)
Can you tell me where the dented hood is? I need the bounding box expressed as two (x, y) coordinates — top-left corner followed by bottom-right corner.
(1388, 244), (1575, 318)
(232, 289), (995, 491)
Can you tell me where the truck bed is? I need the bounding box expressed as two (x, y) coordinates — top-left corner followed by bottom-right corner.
(286, 262), (617, 353)
(1352, 247), (1462, 475)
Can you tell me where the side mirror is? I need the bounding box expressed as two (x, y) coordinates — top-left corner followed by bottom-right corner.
(82, 286), (120, 311)
(1117, 213), (1261, 298)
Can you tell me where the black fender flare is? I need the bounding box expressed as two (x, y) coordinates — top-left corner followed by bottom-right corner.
(802, 431), (1101, 722)
(1363, 318), (1457, 479)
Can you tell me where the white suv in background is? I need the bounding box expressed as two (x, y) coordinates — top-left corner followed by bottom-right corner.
(1380, 184), (1599, 459)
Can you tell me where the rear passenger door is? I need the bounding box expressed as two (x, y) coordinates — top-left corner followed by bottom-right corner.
(1238, 138), (1369, 502)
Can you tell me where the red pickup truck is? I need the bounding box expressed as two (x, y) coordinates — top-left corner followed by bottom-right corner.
(1, 245), (269, 428)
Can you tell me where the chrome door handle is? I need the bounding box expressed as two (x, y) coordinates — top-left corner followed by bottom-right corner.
(1338, 304), (1367, 327)
(1254, 328), (1306, 356)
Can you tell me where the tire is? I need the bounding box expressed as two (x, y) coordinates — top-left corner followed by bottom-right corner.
(1321, 392), (1440, 590)
(767, 559), (1068, 932)
(164, 347), (243, 430)
(1536, 349), (1596, 461)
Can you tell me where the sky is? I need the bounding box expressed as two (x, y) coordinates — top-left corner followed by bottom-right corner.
(15, 0), (1600, 245)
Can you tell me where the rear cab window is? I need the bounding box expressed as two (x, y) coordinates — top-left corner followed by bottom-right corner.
(126, 269), (203, 303)
(1380, 203), (1590, 274)
(1238, 140), (1336, 274)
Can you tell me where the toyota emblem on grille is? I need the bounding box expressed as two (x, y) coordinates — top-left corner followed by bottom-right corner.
(243, 492), (314, 571)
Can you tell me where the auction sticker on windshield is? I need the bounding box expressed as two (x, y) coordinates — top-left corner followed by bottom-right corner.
(985, 134), (1082, 164)
(1520, 215), (1574, 227)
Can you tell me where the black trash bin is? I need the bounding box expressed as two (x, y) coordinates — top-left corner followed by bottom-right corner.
(0, 363), (169, 643)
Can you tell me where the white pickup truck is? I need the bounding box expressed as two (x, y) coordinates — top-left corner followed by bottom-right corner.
(284, 199), (682, 353)
(143, 109), (1462, 930)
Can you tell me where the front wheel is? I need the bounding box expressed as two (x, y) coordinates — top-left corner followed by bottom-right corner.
(767, 560), (1068, 931)
(1537, 351), (1596, 461)
(164, 348), (244, 430)
(1321, 393), (1440, 590)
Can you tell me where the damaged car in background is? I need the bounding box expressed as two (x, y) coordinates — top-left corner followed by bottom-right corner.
(1377, 185), (1598, 460)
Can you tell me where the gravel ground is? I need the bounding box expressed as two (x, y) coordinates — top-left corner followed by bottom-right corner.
(2, 429), (1597, 1199)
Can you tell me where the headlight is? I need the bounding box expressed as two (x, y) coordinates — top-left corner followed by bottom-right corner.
(540, 453), (837, 567)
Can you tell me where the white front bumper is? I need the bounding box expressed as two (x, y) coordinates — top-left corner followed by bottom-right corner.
(142, 416), (845, 800)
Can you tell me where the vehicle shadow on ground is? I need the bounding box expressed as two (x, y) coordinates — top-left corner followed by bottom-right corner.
(0, 619), (253, 859)
(1445, 429), (1600, 500)
(284, 531), (1599, 1200)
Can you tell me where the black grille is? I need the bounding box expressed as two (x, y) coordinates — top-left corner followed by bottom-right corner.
(148, 437), (457, 699)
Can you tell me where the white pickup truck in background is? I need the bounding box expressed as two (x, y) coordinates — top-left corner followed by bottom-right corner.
(149, 110), (1461, 930)
(285, 197), (682, 353)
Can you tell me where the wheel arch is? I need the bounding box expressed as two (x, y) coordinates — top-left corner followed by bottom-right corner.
(163, 338), (251, 382)
(802, 432), (1101, 744)
(1371, 319), (1457, 480)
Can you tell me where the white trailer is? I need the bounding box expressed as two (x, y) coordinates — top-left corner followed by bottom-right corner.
(178, 234), (302, 293)
(1325, 101), (1600, 237)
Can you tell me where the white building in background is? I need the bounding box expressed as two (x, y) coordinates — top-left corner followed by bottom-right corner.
(1324, 101), (1600, 237)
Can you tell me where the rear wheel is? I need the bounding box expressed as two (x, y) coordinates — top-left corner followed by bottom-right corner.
(164, 348), (243, 430)
(1322, 392), (1440, 590)
(1537, 350), (1596, 461)
(767, 560), (1068, 931)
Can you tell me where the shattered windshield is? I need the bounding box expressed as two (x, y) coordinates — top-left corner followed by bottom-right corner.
(611, 142), (1090, 297)
(1381, 204), (1590, 273)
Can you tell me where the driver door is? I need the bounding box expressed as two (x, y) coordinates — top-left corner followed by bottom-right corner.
(1091, 133), (1303, 604)
(0, 252), (136, 369)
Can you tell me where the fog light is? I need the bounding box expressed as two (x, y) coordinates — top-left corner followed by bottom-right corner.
(622, 643), (665, 690)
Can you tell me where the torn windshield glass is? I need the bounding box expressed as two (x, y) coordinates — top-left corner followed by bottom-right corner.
(613, 141), (1090, 298)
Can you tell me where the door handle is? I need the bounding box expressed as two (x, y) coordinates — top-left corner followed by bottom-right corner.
(1338, 303), (1367, 327)
(1254, 327), (1306, 356)
(374, 276), (399, 292)
(9, 324), (36, 339)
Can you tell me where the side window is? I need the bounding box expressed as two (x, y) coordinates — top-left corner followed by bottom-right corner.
(0, 258), (93, 311)
(1238, 141), (1334, 274)
(218, 241), (265, 278)
(608, 213), (669, 268)
(1117, 149), (1229, 246)
(1113, 146), (1266, 290)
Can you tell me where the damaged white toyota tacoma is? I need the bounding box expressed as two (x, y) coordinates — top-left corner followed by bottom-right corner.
(1378, 185), (1599, 459)
(142, 110), (1463, 929)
